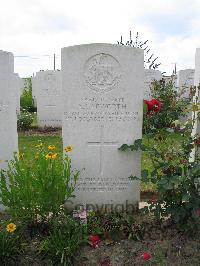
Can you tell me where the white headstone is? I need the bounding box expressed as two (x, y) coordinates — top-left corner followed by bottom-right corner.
(12, 73), (22, 114)
(31, 76), (37, 107)
(0, 50), (18, 171)
(33, 70), (62, 127)
(62, 44), (144, 211)
(192, 49), (200, 158)
(144, 69), (162, 99)
(177, 69), (194, 98)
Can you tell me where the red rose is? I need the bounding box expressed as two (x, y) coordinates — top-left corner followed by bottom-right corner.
(89, 234), (100, 248)
(150, 196), (157, 203)
(144, 100), (154, 114)
(151, 98), (161, 112)
(144, 99), (161, 115)
(194, 138), (200, 146)
(142, 252), (151, 260)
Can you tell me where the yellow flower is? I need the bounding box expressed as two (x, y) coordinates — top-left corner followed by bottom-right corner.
(45, 152), (58, 160)
(6, 223), (16, 233)
(48, 145), (56, 150)
(64, 145), (73, 152)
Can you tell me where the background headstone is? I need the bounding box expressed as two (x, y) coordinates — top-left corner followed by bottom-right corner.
(177, 69), (194, 98)
(0, 50), (18, 171)
(12, 73), (22, 114)
(193, 49), (200, 157)
(32, 70), (62, 127)
(144, 69), (162, 99)
(62, 44), (144, 211)
(31, 75), (37, 107)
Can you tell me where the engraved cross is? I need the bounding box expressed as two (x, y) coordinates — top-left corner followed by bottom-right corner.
(87, 125), (118, 177)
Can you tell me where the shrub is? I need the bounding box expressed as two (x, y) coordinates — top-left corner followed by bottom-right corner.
(120, 132), (200, 231)
(0, 222), (22, 265)
(143, 79), (191, 133)
(120, 85), (200, 232)
(40, 216), (87, 266)
(17, 110), (33, 130)
(0, 144), (79, 224)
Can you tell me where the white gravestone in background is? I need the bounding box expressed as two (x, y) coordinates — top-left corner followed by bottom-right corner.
(144, 69), (162, 100)
(192, 49), (200, 159)
(33, 70), (62, 127)
(62, 44), (144, 211)
(12, 73), (22, 114)
(31, 76), (38, 107)
(177, 69), (194, 98)
(0, 50), (18, 171)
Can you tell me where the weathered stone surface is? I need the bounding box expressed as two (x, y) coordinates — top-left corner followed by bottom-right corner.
(144, 69), (162, 99)
(32, 70), (62, 127)
(62, 44), (144, 210)
(0, 50), (18, 171)
(12, 73), (22, 114)
(177, 69), (194, 98)
(193, 49), (200, 158)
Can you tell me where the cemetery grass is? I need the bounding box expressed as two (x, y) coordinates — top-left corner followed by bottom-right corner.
(19, 130), (183, 193)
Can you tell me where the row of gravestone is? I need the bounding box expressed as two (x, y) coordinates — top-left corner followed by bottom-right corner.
(31, 68), (196, 128)
(0, 44), (199, 211)
(31, 68), (163, 128)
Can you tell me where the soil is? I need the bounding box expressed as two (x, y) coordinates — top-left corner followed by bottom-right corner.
(18, 126), (61, 136)
(74, 223), (200, 266)
(1, 211), (199, 266)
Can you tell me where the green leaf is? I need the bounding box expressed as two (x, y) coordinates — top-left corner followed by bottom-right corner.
(118, 144), (129, 151)
(128, 175), (140, 180)
(134, 139), (142, 150)
(141, 170), (149, 179)
(182, 194), (190, 202)
(130, 145), (137, 151)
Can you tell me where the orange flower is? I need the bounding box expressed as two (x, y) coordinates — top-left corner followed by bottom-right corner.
(45, 152), (58, 160)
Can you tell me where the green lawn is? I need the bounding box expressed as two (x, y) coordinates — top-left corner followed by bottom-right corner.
(18, 132), (184, 192)
(19, 135), (63, 161)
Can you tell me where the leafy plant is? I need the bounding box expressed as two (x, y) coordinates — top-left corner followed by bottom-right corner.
(0, 144), (79, 225)
(119, 87), (200, 231)
(143, 79), (191, 133)
(17, 110), (34, 130)
(40, 215), (87, 266)
(0, 222), (22, 265)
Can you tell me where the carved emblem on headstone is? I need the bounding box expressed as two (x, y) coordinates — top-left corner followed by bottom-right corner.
(84, 53), (121, 93)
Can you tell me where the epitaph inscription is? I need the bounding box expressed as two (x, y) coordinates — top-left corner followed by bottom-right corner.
(64, 96), (139, 122)
(84, 53), (121, 93)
